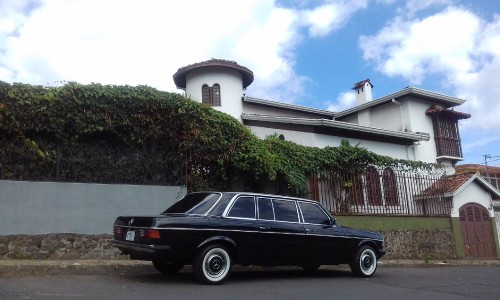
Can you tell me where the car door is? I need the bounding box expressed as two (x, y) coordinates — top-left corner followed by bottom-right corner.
(222, 195), (261, 262)
(256, 197), (306, 264)
(298, 201), (349, 264)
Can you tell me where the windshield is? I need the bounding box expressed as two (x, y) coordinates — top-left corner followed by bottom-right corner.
(163, 193), (220, 214)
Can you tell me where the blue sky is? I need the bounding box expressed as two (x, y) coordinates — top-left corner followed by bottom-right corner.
(1, 0), (499, 166)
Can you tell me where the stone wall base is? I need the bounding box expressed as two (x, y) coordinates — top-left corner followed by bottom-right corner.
(382, 229), (456, 259)
(0, 230), (456, 260)
(0, 234), (123, 260)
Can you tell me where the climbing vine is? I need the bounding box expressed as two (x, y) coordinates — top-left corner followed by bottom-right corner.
(0, 81), (437, 193)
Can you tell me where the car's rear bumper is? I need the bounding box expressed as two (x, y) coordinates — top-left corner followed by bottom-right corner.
(111, 240), (171, 254)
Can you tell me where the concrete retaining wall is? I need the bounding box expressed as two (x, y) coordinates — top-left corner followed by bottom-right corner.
(0, 181), (457, 260)
(0, 180), (186, 235)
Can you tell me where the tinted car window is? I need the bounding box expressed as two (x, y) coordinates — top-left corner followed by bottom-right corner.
(163, 193), (219, 214)
(228, 196), (256, 219)
(208, 194), (233, 216)
(258, 197), (274, 220)
(299, 202), (330, 225)
(273, 199), (298, 222)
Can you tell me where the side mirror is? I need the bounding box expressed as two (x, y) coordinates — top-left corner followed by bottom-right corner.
(322, 218), (336, 227)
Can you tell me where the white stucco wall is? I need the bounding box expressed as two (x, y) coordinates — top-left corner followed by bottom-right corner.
(403, 98), (439, 163)
(248, 125), (415, 160)
(185, 68), (244, 121)
(370, 102), (405, 131)
(249, 126), (320, 147)
(450, 182), (494, 218)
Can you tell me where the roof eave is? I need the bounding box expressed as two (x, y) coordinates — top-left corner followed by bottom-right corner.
(243, 97), (335, 118)
(452, 174), (500, 198)
(242, 114), (430, 143)
(336, 87), (466, 119)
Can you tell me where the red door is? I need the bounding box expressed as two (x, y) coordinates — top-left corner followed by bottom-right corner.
(459, 203), (496, 258)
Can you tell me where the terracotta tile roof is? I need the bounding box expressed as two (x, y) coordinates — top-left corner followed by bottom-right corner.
(173, 58), (254, 89)
(420, 172), (475, 195)
(425, 105), (471, 120)
(456, 164), (500, 173)
(352, 79), (373, 90)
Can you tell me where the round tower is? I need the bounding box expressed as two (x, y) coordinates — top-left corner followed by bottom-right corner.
(173, 59), (254, 121)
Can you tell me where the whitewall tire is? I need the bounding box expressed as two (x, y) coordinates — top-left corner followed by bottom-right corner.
(350, 245), (378, 277)
(193, 244), (232, 284)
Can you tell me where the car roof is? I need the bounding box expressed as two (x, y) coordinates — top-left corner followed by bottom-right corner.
(195, 191), (318, 204)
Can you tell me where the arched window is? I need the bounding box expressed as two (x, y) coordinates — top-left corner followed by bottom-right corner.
(212, 84), (220, 106)
(202, 84), (210, 104)
(365, 167), (382, 206)
(201, 84), (221, 106)
(382, 167), (399, 206)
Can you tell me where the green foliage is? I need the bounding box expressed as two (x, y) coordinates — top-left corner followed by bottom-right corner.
(0, 81), (436, 193)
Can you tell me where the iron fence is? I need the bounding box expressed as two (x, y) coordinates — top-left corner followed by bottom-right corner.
(309, 168), (451, 216)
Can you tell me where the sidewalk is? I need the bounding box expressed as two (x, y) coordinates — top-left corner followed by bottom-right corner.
(1, 259), (499, 278)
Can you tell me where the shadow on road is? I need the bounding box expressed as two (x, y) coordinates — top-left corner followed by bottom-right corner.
(117, 266), (355, 285)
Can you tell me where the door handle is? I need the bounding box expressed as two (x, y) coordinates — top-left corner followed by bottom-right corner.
(259, 226), (270, 230)
(306, 228), (316, 233)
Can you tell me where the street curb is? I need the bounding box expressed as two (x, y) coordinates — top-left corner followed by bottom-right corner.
(0, 259), (499, 278)
(0, 260), (154, 278)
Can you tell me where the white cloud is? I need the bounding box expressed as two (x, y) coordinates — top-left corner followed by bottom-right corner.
(0, 0), (367, 103)
(359, 7), (500, 133)
(360, 8), (480, 83)
(301, 0), (368, 37)
(402, 0), (454, 17)
(326, 91), (356, 112)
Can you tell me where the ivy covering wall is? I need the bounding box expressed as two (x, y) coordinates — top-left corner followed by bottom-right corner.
(0, 81), (435, 193)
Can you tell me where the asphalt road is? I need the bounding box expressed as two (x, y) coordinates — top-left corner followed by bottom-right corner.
(1, 265), (499, 300)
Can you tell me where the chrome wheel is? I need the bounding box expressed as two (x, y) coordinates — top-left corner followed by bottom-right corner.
(350, 245), (378, 277)
(203, 248), (229, 279)
(193, 244), (232, 284)
(359, 248), (376, 275)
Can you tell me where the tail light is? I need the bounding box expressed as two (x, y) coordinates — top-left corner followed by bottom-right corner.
(139, 229), (161, 239)
(113, 226), (125, 238)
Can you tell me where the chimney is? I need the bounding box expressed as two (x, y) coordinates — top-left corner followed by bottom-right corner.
(352, 79), (374, 105)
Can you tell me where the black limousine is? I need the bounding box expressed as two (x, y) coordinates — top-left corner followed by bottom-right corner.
(112, 192), (386, 284)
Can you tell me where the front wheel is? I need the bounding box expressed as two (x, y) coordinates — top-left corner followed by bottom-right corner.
(350, 245), (378, 277)
(192, 244), (232, 285)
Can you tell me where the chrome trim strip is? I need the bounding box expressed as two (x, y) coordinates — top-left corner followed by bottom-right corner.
(114, 225), (383, 241)
(111, 240), (172, 253)
(202, 192), (223, 216)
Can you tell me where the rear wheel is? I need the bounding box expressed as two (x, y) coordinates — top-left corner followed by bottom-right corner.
(192, 244), (232, 285)
(350, 245), (378, 277)
(152, 260), (184, 275)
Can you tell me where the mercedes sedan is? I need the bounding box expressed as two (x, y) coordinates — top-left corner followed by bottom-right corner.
(112, 192), (386, 284)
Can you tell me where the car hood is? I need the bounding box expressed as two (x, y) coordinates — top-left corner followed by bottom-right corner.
(340, 226), (384, 241)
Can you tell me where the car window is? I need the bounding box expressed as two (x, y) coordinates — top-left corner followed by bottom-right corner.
(258, 197), (274, 220)
(227, 196), (256, 219)
(164, 193), (219, 214)
(186, 193), (221, 214)
(273, 199), (299, 222)
(208, 194), (233, 216)
(299, 202), (330, 225)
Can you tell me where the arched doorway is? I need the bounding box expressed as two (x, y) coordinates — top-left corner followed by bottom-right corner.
(459, 203), (496, 258)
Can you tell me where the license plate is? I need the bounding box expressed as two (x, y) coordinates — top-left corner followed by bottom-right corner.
(126, 230), (135, 241)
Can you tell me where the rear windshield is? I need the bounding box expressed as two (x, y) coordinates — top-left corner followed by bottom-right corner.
(163, 193), (220, 214)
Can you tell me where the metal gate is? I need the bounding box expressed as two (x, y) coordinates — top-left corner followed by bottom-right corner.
(459, 203), (496, 258)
